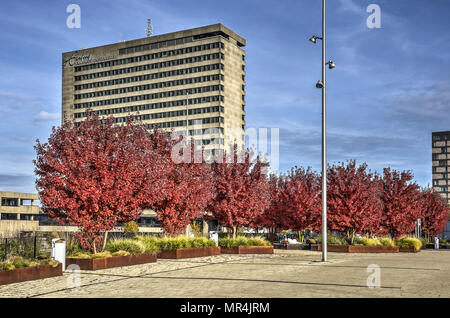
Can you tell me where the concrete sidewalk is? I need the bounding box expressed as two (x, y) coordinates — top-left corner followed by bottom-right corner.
(0, 249), (449, 298)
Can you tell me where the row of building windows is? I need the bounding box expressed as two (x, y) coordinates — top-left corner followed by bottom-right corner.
(74, 95), (224, 118)
(74, 53), (225, 82)
(74, 85), (224, 109)
(142, 116), (224, 129)
(433, 134), (449, 141)
(119, 36), (194, 55)
(433, 141), (449, 147)
(119, 31), (229, 56)
(75, 42), (225, 72)
(75, 74), (224, 100)
(434, 160), (450, 167)
(75, 96), (224, 118)
(138, 106), (224, 121)
(75, 63), (224, 91)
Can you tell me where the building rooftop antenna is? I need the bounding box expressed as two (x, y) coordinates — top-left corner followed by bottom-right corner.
(146, 19), (153, 37)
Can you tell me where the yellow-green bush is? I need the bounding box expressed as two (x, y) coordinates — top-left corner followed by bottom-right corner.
(124, 221), (139, 235)
(153, 235), (216, 250)
(135, 235), (161, 253)
(111, 250), (130, 257)
(0, 262), (15, 271)
(90, 251), (112, 259)
(396, 237), (422, 251)
(105, 238), (146, 255)
(316, 233), (348, 246)
(218, 236), (271, 248)
(67, 251), (91, 259)
(357, 237), (382, 246)
(380, 237), (395, 247)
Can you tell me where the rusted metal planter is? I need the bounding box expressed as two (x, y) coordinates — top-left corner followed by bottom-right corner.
(157, 247), (220, 259)
(398, 247), (420, 253)
(274, 243), (303, 250)
(311, 245), (399, 253)
(0, 263), (62, 286)
(66, 253), (157, 270)
(220, 246), (274, 254)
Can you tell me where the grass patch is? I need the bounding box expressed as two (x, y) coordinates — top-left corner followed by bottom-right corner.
(219, 236), (271, 248)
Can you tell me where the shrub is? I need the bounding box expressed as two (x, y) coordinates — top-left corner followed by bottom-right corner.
(8, 256), (30, 268)
(357, 237), (382, 246)
(67, 251), (91, 259)
(90, 251), (112, 259)
(124, 221), (139, 236)
(218, 237), (233, 248)
(316, 233), (348, 246)
(105, 239), (145, 255)
(380, 237), (395, 247)
(191, 221), (202, 237)
(111, 250), (130, 257)
(135, 236), (160, 253)
(218, 236), (271, 247)
(396, 237), (422, 251)
(45, 259), (60, 267)
(152, 236), (216, 250)
(0, 262), (15, 271)
(248, 237), (271, 246)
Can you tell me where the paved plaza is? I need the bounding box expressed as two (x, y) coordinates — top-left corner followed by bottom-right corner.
(0, 249), (449, 298)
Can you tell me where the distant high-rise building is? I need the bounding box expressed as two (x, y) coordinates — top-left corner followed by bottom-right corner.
(62, 23), (247, 153)
(432, 131), (450, 205)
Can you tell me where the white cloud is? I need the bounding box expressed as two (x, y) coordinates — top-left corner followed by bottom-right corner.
(33, 111), (60, 122)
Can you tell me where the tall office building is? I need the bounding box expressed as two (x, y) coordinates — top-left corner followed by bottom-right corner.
(62, 24), (246, 152)
(432, 131), (450, 205)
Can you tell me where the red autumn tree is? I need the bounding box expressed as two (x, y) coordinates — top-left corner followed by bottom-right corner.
(150, 135), (215, 235)
(380, 168), (421, 239)
(208, 147), (271, 238)
(34, 112), (170, 252)
(419, 188), (449, 237)
(255, 174), (287, 239)
(277, 167), (322, 233)
(326, 161), (383, 243)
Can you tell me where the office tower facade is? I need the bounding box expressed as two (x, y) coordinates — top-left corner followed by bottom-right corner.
(432, 131), (450, 205)
(62, 24), (246, 153)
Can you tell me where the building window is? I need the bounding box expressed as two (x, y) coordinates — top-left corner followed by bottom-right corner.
(1, 198), (18, 206)
(1, 213), (17, 220)
(20, 214), (33, 221)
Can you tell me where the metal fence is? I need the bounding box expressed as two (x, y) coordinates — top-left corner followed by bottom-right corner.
(0, 233), (52, 261)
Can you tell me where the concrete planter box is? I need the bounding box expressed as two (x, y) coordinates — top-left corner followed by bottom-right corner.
(66, 253), (157, 270)
(220, 246), (274, 254)
(157, 247), (220, 259)
(311, 244), (399, 253)
(0, 263), (62, 285)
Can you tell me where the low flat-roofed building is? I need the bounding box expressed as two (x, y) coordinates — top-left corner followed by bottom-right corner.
(0, 191), (162, 236)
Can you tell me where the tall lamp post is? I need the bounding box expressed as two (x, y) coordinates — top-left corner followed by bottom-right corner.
(309, 0), (335, 262)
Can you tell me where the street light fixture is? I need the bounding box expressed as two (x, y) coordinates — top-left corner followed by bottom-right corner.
(309, 0), (335, 262)
(309, 35), (322, 44)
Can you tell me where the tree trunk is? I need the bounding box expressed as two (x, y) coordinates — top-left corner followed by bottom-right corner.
(93, 240), (97, 254)
(232, 226), (237, 239)
(102, 231), (109, 251)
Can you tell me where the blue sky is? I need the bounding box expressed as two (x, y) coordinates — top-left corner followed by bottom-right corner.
(0, 0), (449, 193)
